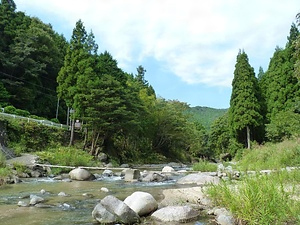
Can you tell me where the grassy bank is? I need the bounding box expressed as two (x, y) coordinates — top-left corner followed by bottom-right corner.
(205, 139), (300, 225)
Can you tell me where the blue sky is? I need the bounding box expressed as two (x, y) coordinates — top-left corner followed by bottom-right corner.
(15, 0), (299, 109)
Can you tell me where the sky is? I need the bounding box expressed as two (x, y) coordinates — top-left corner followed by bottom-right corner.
(14, 0), (299, 109)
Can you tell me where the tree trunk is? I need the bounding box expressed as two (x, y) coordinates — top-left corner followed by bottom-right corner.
(246, 126), (251, 149)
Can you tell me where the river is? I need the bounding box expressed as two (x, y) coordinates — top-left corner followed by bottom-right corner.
(0, 174), (212, 225)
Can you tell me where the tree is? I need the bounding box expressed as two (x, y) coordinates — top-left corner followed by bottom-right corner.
(261, 24), (300, 120)
(229, 50), (263, 149)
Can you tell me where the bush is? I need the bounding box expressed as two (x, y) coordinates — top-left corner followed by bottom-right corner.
(14, 109), (30, 117)
(4, 105), (16, 114)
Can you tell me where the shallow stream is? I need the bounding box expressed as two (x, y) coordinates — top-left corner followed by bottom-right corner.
(0, 173), (211, 225)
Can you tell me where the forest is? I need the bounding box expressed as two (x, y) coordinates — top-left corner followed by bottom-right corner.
(1, 0), (300, 164)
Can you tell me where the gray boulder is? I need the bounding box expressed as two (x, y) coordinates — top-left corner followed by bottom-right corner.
(69, 168), (95, 181)
(177, 173), (220, 185)
(92, 203), (117, 224)
(140, 171), (167, 182)
(162, 166), (175, 173)
(124, 191), (158, 216)
(92, 195), (140, 224)
(151, 206), (199, 222)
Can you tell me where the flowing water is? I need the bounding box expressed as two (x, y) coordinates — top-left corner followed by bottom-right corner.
(0, 174), (212, 225)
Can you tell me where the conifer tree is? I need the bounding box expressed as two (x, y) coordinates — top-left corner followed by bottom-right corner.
(229, 50), (263, 149)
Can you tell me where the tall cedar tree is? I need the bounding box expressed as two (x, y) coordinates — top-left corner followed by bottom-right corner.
(229, 50), (263, 149)
(260, 24), (300, 120)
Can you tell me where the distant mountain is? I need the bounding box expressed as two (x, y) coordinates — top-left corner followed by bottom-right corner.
(188, 106), (228, 130)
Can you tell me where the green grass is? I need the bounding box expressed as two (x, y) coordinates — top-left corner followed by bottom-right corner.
(237, 139), (300, 171)
(37, 146), (95, 167)
(192, 159), (218, 172)
(207, 171), (300, 225)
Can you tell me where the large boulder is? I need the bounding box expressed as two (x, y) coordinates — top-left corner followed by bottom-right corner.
(69, 168), (95, 181)
(124, 191), (158, 216)
(92, 195), (140, 224)
(151, 206), (199, 222)
(177, 173), (220, 185)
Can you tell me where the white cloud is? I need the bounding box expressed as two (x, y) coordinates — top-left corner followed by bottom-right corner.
(16, 0), (299, 87)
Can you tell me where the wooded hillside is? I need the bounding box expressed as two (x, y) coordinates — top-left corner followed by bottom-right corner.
(1, 0), (300, 163)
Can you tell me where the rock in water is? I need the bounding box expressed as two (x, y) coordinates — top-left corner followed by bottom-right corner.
(124, 191), (158, 216)
(151, 205), (199, 222)
(69, 168), (95, 181)
(92, 195), (140, 224)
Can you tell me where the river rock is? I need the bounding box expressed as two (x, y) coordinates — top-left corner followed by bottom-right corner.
(162, 166), (175, 173)
(102, 169), (113, 177)
(17, 201), (28, 207)
(124, 169), (140, 182)
(100, 187), (109, 192)
(29, 195), (44, 205)
(214, 208), (235, 225)
(140, 171), (167, 182)
(124, 191), (158, 216)
(69, 168), (95, 181)
(92, 195), (140, 224)
(92, 203), (117, 224)
(151, 205), (199, 222)
(58, 192), (69, 197)
(177, 173), (220, 185)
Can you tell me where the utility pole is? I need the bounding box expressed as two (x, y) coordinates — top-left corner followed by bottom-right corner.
(69, 109), (75, 146)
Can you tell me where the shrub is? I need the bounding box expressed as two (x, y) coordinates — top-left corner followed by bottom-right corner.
(14, 109), (30, 117)
(4, 105), (16, 114)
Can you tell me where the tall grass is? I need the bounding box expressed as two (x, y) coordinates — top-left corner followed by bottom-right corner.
(237, 139), (300, 171)
(192, 159), (218, 172)
(37, 146), (94, 167)
(207, 172), (300, 225)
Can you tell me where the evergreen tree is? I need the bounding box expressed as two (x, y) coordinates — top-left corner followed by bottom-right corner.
(261, 24), (300, 120)
(229, 50), (263, 149)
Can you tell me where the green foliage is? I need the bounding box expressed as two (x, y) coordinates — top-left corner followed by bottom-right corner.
(14, 109), (30, 117)
(0, 167), (11, 177)
(4, 105), (16, 114)
(237, 139), (300, 171)
(12, 162), (29, 174)
(209, 113), (231, 156)
(37, 146), (94, 167)
(207, 173), (300, 225)
(266, 110), (300, 142)
(192, 159), (217, 172)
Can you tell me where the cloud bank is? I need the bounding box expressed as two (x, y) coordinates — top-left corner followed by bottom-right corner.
(16, 0), (299, 88)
